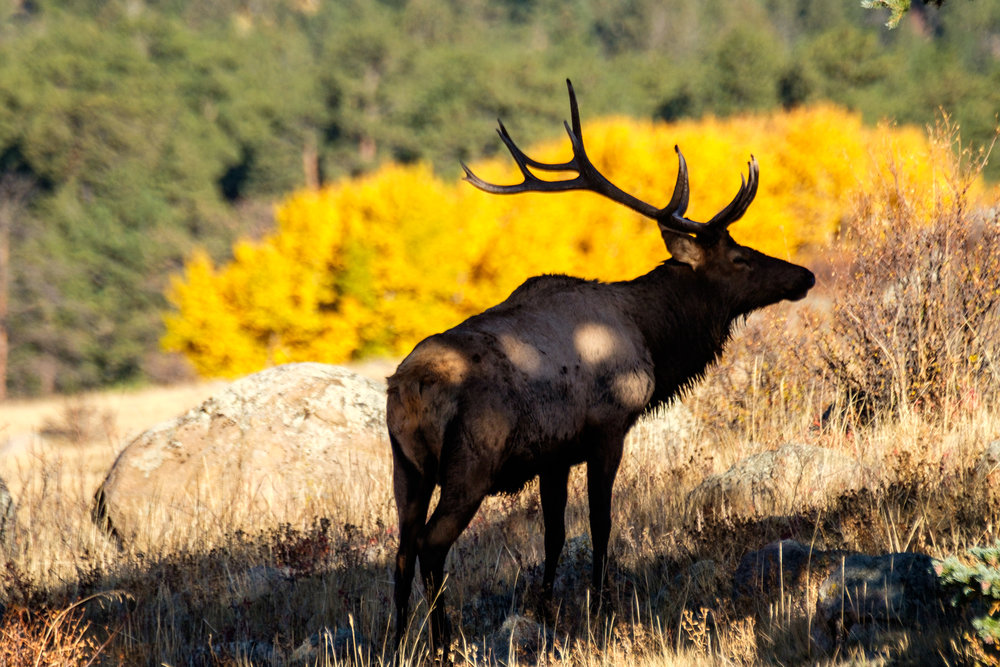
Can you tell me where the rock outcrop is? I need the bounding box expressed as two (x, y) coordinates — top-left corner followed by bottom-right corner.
(735, 540), (950, 657)
(687, 443), (867, 520)
(812, 551), (947, 654)
(93, 363), (390, 548)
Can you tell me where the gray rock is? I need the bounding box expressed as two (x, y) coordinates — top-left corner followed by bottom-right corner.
(555, 535), (593, 593)
(687, 443), (867, 521)
(92, 363), (389, 547)
(734, 539), (848, 601)
(222, 565), (294, 607)
(670, 559), (725, 611)
(736, 543), (953, 657)
(486, 614), (552, 664)
(811, 552), (947, 655)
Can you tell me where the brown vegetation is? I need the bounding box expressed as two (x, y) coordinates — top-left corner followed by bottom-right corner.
(1, 124), (1000, 664)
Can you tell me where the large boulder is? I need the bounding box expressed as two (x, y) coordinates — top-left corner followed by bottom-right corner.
(686, 443), (867, 521)
(93, 363), (390, 548)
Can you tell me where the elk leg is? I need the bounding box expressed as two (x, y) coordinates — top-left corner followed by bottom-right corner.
(417, 485), (486, 657)
(539, 465), (571, 594)
(586, 435), (624, 594)
(391, 436), (435, 649)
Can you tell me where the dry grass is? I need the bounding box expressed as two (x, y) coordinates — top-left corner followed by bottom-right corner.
(2, 316), (998, 665)
(3, 137), (1000, 664)
(0, 381), (227, 445)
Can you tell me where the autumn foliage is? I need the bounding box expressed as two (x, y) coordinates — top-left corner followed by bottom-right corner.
(163, 105), (967, 378)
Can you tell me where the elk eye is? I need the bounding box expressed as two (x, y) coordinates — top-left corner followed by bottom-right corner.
(732, 255), (751, 268)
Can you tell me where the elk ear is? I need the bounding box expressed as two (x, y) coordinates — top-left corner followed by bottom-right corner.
(662, 230), (705, 269)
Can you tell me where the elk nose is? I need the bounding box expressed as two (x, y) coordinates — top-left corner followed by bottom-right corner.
(790, 269), (816, 301)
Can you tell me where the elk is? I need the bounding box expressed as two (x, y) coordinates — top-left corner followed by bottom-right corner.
(387, 80), (815, 651)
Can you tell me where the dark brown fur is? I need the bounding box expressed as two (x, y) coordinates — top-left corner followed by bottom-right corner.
(387, 84), (815, 653)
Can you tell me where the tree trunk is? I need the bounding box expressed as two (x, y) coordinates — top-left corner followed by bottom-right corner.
(0, 175), (33, 401)
(0, 212), (6, 401)
(302, 134), (320, 191)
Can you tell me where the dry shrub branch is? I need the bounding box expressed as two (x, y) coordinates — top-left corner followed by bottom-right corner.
(0, 592), (130, 666)
(822, 117), (1000, 420)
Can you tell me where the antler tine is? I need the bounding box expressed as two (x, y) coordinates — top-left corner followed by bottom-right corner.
(657, 148), (723, 237)
(667, 147), (690, 218)
(704, 156), (759, 230)
(460, 117), (577, 195)
(459, 114), (581, 195)
(566, 78), (583, 141)
(498, 118), (577, 173)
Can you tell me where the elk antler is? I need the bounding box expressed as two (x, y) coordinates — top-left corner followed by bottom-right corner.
(461, 79), (759, 237)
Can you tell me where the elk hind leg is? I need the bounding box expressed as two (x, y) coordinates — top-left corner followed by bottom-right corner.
(391, 434), (435, 649)
(416, 420), (495, 657)
(539, 465), (571, 594)
(417, 490), (484, 657)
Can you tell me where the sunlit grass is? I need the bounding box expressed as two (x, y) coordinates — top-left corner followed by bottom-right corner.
(1, 357), (999, 664)
(2, 125), (1000, 664)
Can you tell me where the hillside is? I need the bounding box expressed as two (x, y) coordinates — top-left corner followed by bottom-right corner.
(3, 0), (1000, 396)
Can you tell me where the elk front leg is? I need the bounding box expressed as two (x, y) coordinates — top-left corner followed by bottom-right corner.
(539, 465), (571, 594)
(586, 434), (624, 594)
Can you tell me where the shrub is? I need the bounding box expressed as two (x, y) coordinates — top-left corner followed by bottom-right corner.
(820, 119), (1000, 419)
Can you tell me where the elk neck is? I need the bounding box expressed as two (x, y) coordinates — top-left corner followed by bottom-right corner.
(621, 261), (743, 408)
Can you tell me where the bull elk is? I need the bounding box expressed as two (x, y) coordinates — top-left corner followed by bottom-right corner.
(388, 80), (815, 651)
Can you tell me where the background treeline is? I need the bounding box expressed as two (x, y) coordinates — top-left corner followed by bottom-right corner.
(1, 0), (999, 396)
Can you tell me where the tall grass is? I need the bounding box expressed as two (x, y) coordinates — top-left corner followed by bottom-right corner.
(3, 124), (1000, 664)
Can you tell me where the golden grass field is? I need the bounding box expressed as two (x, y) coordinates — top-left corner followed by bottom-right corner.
(2, 286), (1000, 666)
(3, 136), (1000, 665)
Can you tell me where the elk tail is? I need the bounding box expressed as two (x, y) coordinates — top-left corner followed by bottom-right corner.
(386, 374), (438, 476)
